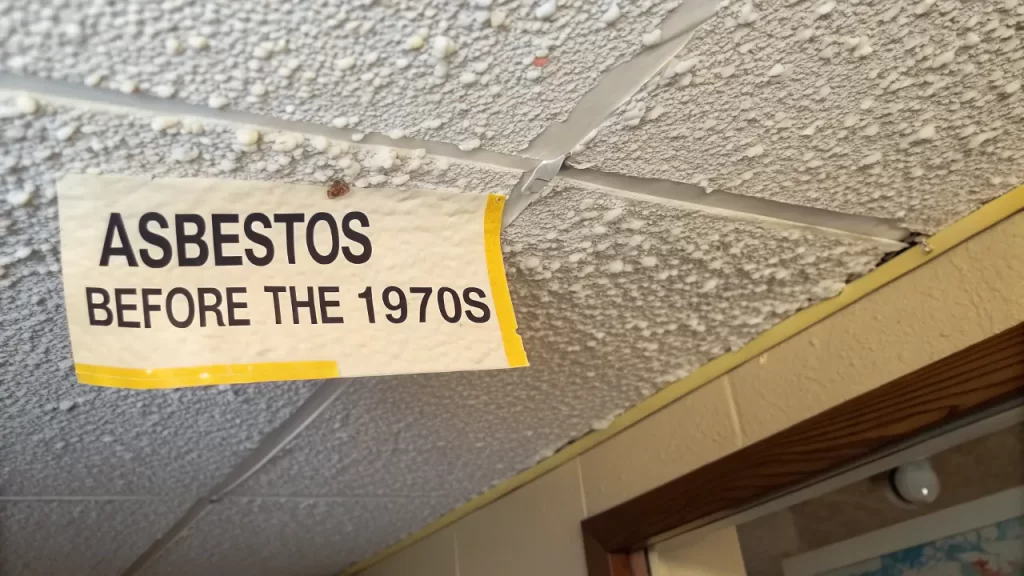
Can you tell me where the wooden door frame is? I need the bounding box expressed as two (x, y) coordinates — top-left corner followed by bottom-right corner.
(581, 321), (1024, 576)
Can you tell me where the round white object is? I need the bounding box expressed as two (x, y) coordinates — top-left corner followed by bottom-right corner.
(890, 460), (940, 504)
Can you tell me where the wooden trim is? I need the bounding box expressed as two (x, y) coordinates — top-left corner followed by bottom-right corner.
(582, 322), (1024, 574)
(628, 550), (649, 576)
(583, 532), (634, 576)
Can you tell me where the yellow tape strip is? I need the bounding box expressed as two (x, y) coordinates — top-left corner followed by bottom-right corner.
(75, 361), (340, 390)
(484, 194), (529, 368)
(343, 184), (1024, 575)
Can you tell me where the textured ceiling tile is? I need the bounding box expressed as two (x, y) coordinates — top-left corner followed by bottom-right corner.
(575, 0), (1024, 232)
(0, 0), (688, 153)
(136, 497), (450, 576)
(0, 102), (321, 496)
(232, 372), (579, 507)
(230, 177), (896, 521)
(0, 499), (185, 576)
(0, 263), (319, 496)
(0, 172), (318, 497)
(501, 177), (898, 390)
(0, 95), (522, 202)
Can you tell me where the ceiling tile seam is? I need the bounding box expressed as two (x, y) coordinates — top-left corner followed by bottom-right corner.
(506, 0), (717, 225)
(519, 0), (722, 159)
(500, 0), (910, 242)
(1, 61), (908, 244)
(0, 0), (719, 176)
(502, 0), (715, 229)
(558, 167), (911, 246)
(0, 0), (722, 231)
(117, 378), (349, 576)
(120, 499), (211, 576)
(207, 378), (350, 501)
(0, 74), (537, 174)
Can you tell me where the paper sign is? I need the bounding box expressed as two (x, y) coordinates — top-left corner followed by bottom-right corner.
(57, 174), (527, 389)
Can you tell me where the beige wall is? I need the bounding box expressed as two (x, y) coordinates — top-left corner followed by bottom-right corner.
(649, 527), (748, 576)
(361, 213), (1024, 576)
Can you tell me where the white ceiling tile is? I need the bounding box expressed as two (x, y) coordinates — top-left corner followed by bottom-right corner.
(574, 0), (1024, 232)
(0, 261), (320, 496)
(0, 499), (186, 576)
(136, 497), (450, 576)
(1, 0), (691, 154)
(229, 177), (897, 521)
(0, 95), (523, 202)
(231, 373), (576, 506)
(1, 107), (322, 496)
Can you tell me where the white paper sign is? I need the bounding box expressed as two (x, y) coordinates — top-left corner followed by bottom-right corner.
(57, 174), (527, 389)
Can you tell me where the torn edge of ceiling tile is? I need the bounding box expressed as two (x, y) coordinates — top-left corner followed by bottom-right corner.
(340, 183), (1024, 576)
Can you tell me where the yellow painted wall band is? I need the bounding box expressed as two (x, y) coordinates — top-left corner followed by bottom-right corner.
(75, 361), (340, 389)
(343, 184), (1024, 575)
(484, 195), (529, 368)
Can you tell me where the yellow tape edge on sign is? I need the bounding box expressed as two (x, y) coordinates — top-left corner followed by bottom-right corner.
(75, 361), (340, 390)
(484, 195), (529, 368)
(342, 183), (1024, 576)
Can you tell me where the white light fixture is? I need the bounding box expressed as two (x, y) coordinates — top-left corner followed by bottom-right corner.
(889, 459), (940, 505)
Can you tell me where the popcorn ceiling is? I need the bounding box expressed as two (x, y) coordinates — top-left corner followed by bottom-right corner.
(0, 252), (323, 497)
(134, 498), (454, 576)
(0, 97), (523, 207)
(0, 499), (190, 576)
(574, 0), (1024, 232)
(0, 0), (685, 154)
(3, 0), (1019, 567)
(504, 178), (894, 367)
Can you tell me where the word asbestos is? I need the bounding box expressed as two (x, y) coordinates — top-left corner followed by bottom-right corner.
(98, 210), (372, 267)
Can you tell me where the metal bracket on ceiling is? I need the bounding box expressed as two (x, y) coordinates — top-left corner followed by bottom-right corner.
(502, 154), (567, 229)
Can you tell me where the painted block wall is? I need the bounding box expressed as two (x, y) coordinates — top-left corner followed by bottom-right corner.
(648, 526), (748, 576)
(358, 211), (1024, 575)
